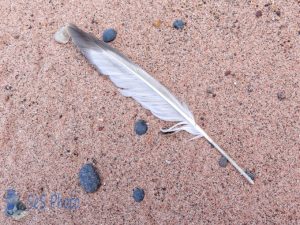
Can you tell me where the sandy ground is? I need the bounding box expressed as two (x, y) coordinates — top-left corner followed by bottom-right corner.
(0, 0), (300, 224)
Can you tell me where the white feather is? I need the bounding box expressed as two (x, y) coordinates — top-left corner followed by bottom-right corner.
(63, 24), (254, 185)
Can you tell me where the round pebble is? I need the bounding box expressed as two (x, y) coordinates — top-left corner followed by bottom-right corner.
(218, 155), (228, 167)
(153, 19), (162, 28)
(54, 26), (70, 44)
(79, 163), (101, 193)
(173, 19), (185, 30)
(134, 120), (148, 135)
(102, 28), (117, 43)
(277, 91), (286, 101)
(255, 10), (263, 17)
(133, 188), (145, 202)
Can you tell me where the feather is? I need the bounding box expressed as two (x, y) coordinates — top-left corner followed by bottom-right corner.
(56, 24), (254, 185)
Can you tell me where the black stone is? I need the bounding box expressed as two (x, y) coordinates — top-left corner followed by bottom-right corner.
(133, 187), (145, 202)
(218, 156), (228, 167)
(134, 120), (148, 135)
(102, 28), (117, 43)
(173, 19), (185, 30)
(79, 163), (101, 193)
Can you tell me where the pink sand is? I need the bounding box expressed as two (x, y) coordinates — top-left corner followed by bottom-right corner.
(1, 0), (300, 224)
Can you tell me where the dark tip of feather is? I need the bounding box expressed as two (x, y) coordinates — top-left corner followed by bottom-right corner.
(67, 24), (98, 47)
(65, 24), (133, 65)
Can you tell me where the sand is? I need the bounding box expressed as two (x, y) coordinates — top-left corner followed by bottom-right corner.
(1, 0), (300, 224)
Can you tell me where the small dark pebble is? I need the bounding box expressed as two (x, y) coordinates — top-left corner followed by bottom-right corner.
(173, 19), (185, 30)
(4, 85), (12, 91)
(275, 10), (281, 17)
(206, 87), (217, 98)
(91, 18), (98, 24)
(102, 28), (117, 43)
(264, 3), (271, 7)
(277, 91), (286, 101)
(134, 120), (148, 135)
(255, 10), (263, 17)
(218, 156), (228, 167)
(133, 187), (145, 202)
(224, 70), (231, 76)
(245, 169), (256, 180)
(79, 163), (101, 193)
